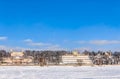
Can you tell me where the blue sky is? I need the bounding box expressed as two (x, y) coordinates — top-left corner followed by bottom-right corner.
(0, 0), (120, 51)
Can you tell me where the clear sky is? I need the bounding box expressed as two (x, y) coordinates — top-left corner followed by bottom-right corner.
(0, 0), (120, 51)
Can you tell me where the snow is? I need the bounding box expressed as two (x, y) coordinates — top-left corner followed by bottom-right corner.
(0, 66), (120, 79)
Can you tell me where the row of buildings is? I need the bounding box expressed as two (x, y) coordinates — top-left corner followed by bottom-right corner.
(1, 51), (93, 66)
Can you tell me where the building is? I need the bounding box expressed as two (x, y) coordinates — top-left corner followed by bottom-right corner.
(3, 52), (33, 65)
(61, 51), (93, 65)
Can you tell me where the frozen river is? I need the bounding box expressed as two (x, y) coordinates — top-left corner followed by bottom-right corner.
(0, 66), (120, 79)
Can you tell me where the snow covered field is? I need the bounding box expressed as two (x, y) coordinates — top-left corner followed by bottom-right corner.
(0, 66), (120, 79)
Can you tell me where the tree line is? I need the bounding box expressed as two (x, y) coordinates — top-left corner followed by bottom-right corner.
(0, 50), (120, 65)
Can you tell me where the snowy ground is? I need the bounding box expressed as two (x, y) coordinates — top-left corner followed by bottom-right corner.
(0, 66), (120, 79)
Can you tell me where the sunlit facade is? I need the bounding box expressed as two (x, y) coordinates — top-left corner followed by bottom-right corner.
(3, 52), (33, 64)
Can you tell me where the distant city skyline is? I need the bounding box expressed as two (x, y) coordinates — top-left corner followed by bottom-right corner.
(0, 0), (120, 51)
